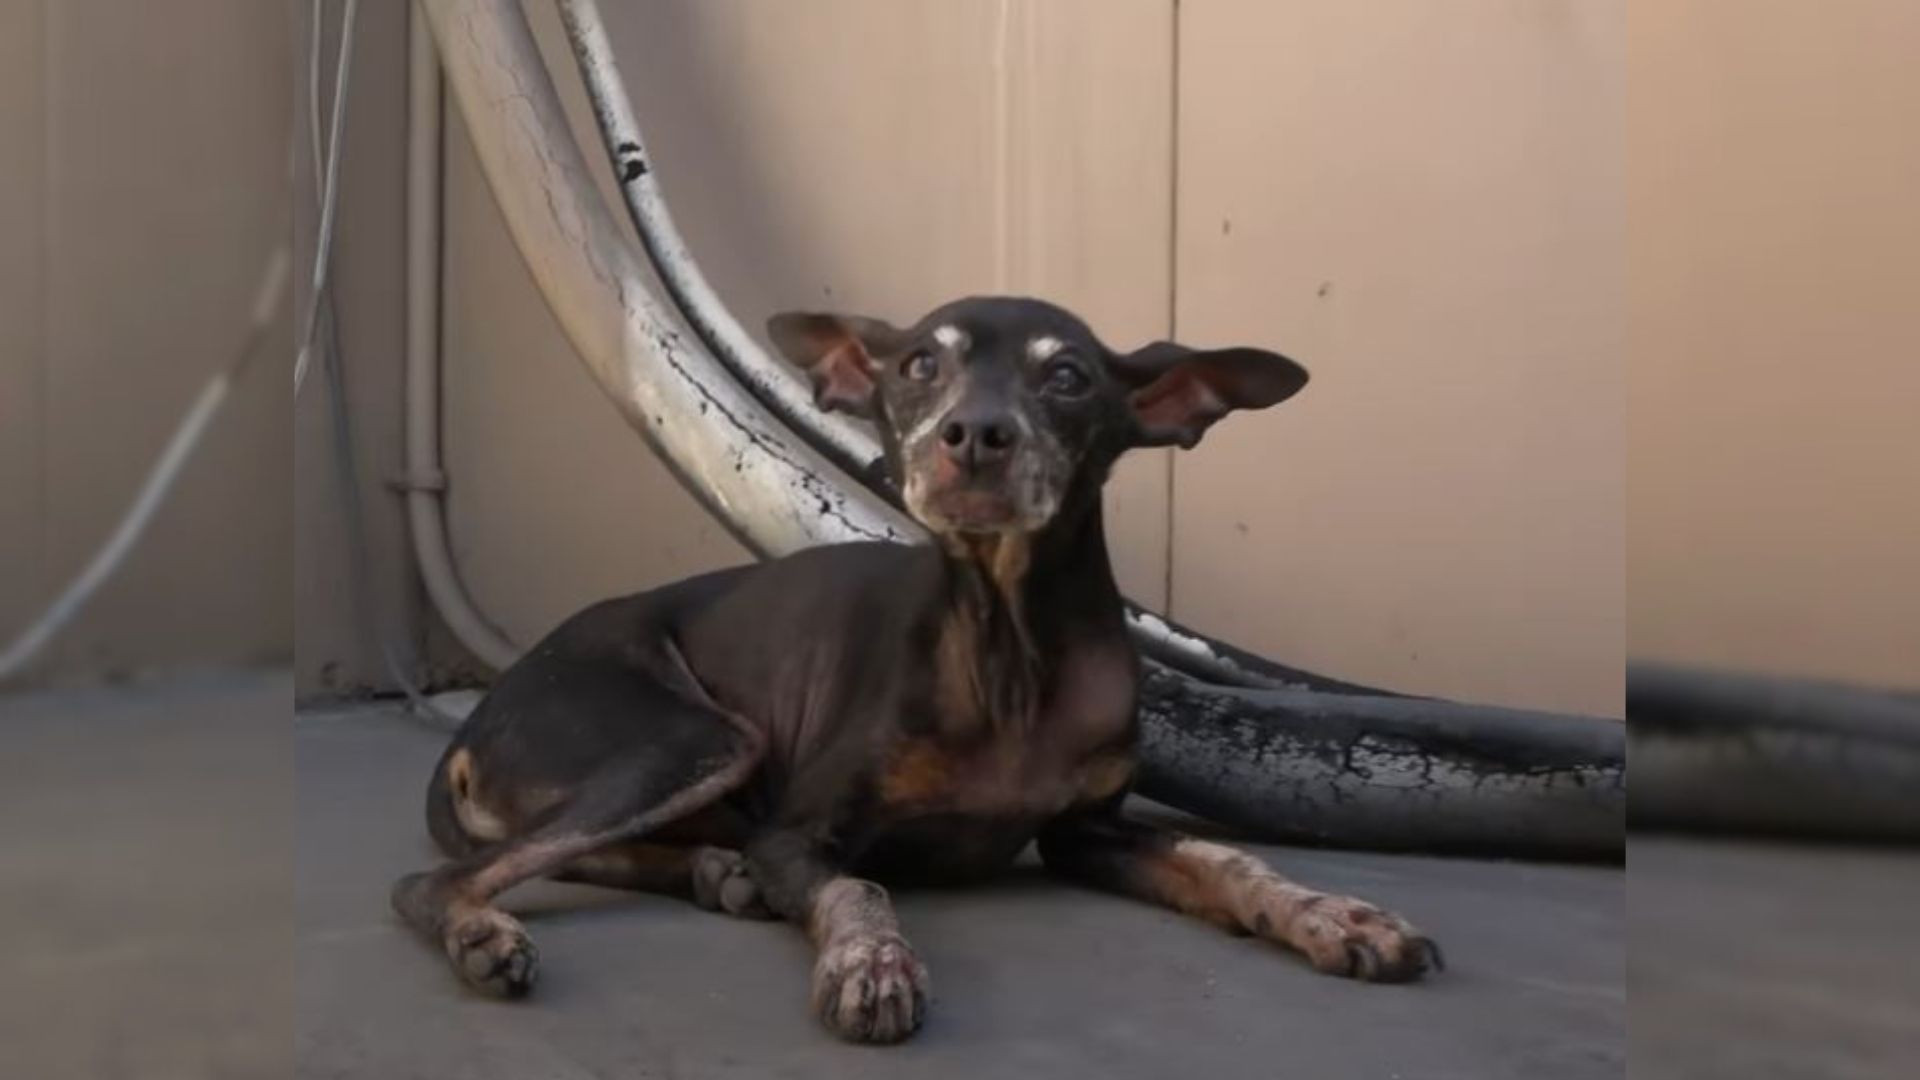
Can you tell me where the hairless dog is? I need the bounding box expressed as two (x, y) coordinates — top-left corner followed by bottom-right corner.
(392, 296), (1440, 1043)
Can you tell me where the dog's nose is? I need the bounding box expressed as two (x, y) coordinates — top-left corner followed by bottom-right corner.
(938, 412), (1020, 469)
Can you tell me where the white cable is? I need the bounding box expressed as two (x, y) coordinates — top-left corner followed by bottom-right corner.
(293, 0), (357, 397)
(0, 250), (290, 685)
(309, 0), (326, 187)
(300, 0), (465, 726)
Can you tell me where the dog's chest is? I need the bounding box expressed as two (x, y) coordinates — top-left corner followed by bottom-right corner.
(860, 737), (1130, 883)
(862, 640), (1138, 879)
(877, 734), (1131, 819)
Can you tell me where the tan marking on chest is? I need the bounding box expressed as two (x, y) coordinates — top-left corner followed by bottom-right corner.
(878, 736), (1129, 822)
(878, 739), (1036, 815)
(888, 626), (1139, 813)
(877, 740), (961, 806)
(931, 540), (1041, 736)
(1075, 751), (1137, 805)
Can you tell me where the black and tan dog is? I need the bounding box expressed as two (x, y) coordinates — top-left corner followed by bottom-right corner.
(392, 297), (1440, 1042)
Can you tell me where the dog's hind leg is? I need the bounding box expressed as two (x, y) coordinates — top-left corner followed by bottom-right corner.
(550, 842), (773, 919)
(390, 701), (762, 998)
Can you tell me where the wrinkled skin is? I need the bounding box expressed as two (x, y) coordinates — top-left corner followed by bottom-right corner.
(390, 296), (1438, 1046)
(767, 296), (1306, 536)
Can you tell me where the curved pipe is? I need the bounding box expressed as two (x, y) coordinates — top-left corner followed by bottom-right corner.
(1139, 661), (1623, 856)
(1628, 663), (1920, 746)
(1628, 663), (1920, 842)
(407, 2), (521, 671)
(419, 0), (1622, 856)
(553, 0), (1380, 696)
(419, 0), (917, 563)
(552, 0), (885, 486)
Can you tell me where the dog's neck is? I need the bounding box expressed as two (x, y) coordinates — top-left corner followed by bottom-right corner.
(932, 496), (1127, 736)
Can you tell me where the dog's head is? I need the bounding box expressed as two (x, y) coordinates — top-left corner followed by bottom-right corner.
(769, 296), (1307, 538)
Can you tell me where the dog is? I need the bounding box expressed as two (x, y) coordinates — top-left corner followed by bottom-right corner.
(391, 296), (1440, 1043)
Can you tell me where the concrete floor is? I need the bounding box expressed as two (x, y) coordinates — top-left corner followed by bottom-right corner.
(0, 671), (293, 1080)
(1629, 837), (1920, 1080)
(2, 672), (1626, 1079)
(13, 677), (1916, 1078)
(297, 702), (1624, 1080)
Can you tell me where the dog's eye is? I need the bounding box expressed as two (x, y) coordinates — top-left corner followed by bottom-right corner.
(900, 350), (938, 382)
(1043, 360), (1091, 396)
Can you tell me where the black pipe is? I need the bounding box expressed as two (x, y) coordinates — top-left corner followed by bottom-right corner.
(570, 28), (1628, 857)
(1628, 663), (1920, 843)
(1136, 662), (1624, 858)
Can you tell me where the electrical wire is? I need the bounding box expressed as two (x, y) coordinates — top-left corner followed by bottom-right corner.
(2, 0), (347, 686)
(292, 0), (357, 398)
(0, 1), (460, 724)
(0, 250), (290, 685)
(315, 292), (461, 728)
(306, 0), (461, 728)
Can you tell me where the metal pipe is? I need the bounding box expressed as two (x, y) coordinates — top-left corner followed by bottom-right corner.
(406, 0), (520, 671)
(554, 0), (1399, 696)
(552, 0), (885, 487)
(418, 0), (917, 563)
(1628, 663), (1920, 842)
(419, 0), (1622, 856)
(293, 0), (359, 398)
(1139, 660), (1624, 856)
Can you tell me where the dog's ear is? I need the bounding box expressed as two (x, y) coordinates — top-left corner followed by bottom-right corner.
(765, 311), (903, 418)
(1111, 342), (1309, 449)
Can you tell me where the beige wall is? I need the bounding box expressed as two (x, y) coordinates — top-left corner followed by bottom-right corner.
(7, 3), (1903, 704)
(1171, 1), (1624, 715)
(0, 0), (291, 685)
(416, 0), (1622, 716)
(293, 0), (424, 695)
(439, 0), (1177, 648)
(1627, 0), (1920, 690)
(340, 0), (1626, 716)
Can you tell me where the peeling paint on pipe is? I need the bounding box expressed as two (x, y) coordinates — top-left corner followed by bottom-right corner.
(419, 0), (916, 561)
(554, 0), (1400, 697)
(423, 0), (1624, 856)
(1136, 662), (1625, 857)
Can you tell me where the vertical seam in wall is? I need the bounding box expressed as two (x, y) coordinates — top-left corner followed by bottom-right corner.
(427, 37), (448, 675)
(1021, 1), (1040, 290)
(35, 0), (53, 615)
(1162, 0), (1182, 616)
(428, 38), (453, 677)
(410, 3), (439, 672)
(991, 0), (1012, 291)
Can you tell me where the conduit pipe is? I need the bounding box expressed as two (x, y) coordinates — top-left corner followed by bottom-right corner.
(405, 1), (520, 671)
(416, 0), (1623, 856)
(417, 0), (917, 559)
(556, 0), (1410, 696)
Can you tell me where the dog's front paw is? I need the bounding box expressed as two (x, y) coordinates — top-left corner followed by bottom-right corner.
(1263, 893), (1442, 983)
(443, 907), (539, 998)
(811, 933), (930, 1044)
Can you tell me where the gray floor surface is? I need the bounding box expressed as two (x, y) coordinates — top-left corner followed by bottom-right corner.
(1629, 836), (1920, 1079)
(295, 702), (1624, 1079)
(3, 672), (1630, 1079)
(1, 671), (294, 1080)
